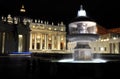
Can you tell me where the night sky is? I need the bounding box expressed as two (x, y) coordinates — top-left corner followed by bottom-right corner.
(0, 0), (120, 29)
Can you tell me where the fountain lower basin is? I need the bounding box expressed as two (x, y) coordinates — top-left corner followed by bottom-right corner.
(52, 58), (107, 63)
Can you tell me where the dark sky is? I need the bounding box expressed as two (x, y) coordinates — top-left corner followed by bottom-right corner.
(0, 0), (120, 29)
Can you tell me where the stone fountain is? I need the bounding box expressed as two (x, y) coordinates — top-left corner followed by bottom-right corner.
(67, 5), (99, 61)
(52, 5), (107, 63)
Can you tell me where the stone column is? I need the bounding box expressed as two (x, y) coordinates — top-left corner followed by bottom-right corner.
(40, 34), (43, 50)
(64, 36), (66, 50)
(115, 43), (119, 54)
(44, 34), (47, 50)
(46, 34), (48, 50)
(38, 34), (41, 50)
(57, 35), (60, 50)
(34, 33), (37, 50)
(52, 35), (54, 50)
(2, 32), (5, 54)
(29, 33), (32, 50)
(112, 43), (114, 53)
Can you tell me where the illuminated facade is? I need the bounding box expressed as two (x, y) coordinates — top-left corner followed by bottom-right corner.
(0, 4), (120, 55)
(0, 14), (67, 54)
(0, 15), (66, 54)
(29, 22), (66, 53)
(89, 33), (120, 54)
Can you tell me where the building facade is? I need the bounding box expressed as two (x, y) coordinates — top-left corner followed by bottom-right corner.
(29, 22), (66, 53)
(0, 14), (66, 54)
(0, 14), (30, 54)
(89, 33), (120, 54)
(0, 4), (120, 55)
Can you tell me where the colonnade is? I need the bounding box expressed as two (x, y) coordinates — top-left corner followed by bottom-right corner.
(29, 32), (66, 51)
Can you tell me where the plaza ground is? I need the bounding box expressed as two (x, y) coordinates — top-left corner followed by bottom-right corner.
(0, 54), (120, 79)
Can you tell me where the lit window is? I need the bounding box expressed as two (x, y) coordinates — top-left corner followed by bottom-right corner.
(49, 28), (51, 30)
(61, 28), (64, 31)
(100, 47), (104, 51)
(113, 37), (117, 40)
(49, 37), (51, 40)
(106, 38), (109, 41)
(54, 28), (57, 30)
(104, 47), (106, 51)
(32, 26), (35, 28)
(19, 35), (23, 38)
(37, 35), (40, 39)
(61, 38), (63, 40)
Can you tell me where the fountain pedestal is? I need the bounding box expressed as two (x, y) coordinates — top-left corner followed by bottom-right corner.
(74, 49), (92, 60)
(73, 42), (92, 60)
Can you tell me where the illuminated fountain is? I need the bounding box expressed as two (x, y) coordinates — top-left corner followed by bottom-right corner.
(56, 5), (107, 63)
(68, 5), (98, 61)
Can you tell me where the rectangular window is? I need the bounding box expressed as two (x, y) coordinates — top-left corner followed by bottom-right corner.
(109, 43), (112, 53)
(113, 43), (115, 53)
(104, 47), (106, 51)
(37, 43), (40, 49)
